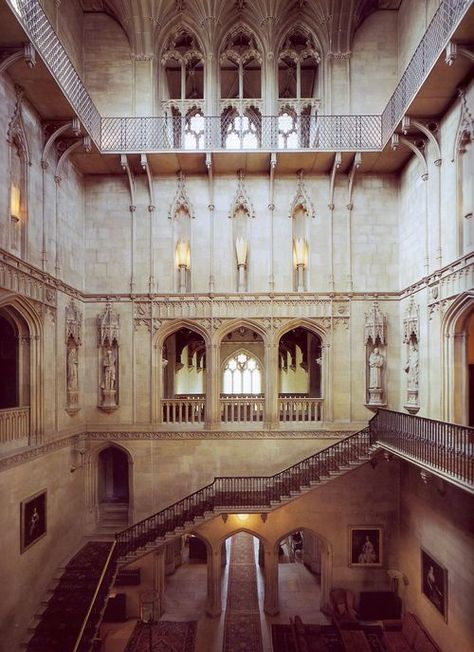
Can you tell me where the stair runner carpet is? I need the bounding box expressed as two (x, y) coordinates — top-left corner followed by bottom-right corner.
(223, 532), (264, 652)
(123, 620), (197, 652)
(26, 541), (112, 652)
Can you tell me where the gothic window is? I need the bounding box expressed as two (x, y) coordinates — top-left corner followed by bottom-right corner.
(220, 27), (262, 149)
(161, 28), (205, 149)
(223, 352), (262, 394)
(277, 27), (320, 148)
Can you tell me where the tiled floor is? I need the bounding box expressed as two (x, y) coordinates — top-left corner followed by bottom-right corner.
(100, 536), (329, 652)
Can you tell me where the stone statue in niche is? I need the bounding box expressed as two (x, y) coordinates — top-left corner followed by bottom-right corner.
(368, 347), (385, 389)
(65, 299), (82, 415)
(404, 338), (420, 413)
(97, 303), (120, 412)
(405, 340), (419, 392)
(67, 346), (78, 391)
(364, 302), (387, 408)
(102, 348), (116, 391)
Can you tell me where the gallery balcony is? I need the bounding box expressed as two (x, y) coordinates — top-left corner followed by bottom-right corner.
(0, 406), (30, 449)
(160, 394), (324, 426)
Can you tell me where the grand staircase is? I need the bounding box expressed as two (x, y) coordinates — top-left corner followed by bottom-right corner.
(24, 410), (474, 652)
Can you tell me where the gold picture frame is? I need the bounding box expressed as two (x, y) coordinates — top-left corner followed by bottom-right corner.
(349, 526), (383, 567)
(421, 548), (448, 622)
(20, 489), (47, 553)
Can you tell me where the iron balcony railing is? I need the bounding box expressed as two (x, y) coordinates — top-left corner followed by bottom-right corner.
(5, 0), (472, 154)
(369, 409), (474, 488)
(8, 0), (101, 145)
(72, 428), (373, 651)
(381, 0), (472, 145)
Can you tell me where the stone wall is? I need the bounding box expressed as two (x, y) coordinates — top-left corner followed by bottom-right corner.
(0, 444), (86, 652)
(398, 461), (474, 652)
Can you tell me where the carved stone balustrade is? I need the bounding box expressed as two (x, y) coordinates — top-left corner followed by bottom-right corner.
(0, 407), (30, 445)
(220, 395), (265, 423)
(162, 397), (206, 424)
(279, 397), (323, 422)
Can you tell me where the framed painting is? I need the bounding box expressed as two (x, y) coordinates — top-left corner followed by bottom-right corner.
(349, 526), (382, 567)
(421, 548), (448, 621)
(20, 489), (47, 553)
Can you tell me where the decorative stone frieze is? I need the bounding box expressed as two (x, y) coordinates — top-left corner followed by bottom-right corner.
(364, 302), (387, 408)
(228, 170), (255, 220)
(87, 430), (354, 441)
(97, 303), (120, 412)
(403, 297), (420, 414)
(65, 300), (82, 415)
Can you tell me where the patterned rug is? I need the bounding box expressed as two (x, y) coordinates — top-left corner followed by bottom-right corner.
(223, 532), (263, 652)
(272, 624), (386, 652)
(272, 624), (345, 652)
(124, 620), (197, 652)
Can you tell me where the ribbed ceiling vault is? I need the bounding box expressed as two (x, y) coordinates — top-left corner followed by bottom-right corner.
(79, 0), (402, 59)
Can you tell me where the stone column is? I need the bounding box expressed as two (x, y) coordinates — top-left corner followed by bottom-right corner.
(265, 342), (279, 428)
(263, 544), (279, 615)
(206, 544), (222, 617)
(153, 547), (166, 619)
(206, 342), (220, 429)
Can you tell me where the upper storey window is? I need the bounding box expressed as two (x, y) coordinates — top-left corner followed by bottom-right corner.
(278, 27), (320, 149)
(161, 28), (205, 149)
(220, 26), (262, 149)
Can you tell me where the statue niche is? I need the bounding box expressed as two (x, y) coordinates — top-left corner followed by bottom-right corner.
(97, 303), (120, 412)
(364, 302), (387, 408)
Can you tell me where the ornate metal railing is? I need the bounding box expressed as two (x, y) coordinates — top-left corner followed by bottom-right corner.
(279, 398), (323, 422)
(162, 397), (206, 423)
(370, 409), (474, 488)
(381, 0), (472, 145)
(72, 428), (373, 650)
(0, 406), (29, 444)
(100, 113), (382, 152)
(5, 0), (471, 154)
(7, 0), (101, 145)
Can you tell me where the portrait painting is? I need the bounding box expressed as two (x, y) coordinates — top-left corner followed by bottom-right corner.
(421, 548), (447, 621)
(21, 490), (47, 553)
(349, 527), (382, 567)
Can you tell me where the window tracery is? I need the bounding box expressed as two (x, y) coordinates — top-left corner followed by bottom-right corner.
(223, 352), (262, 395)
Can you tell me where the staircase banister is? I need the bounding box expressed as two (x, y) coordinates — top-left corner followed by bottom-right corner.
(115, 479), (218, 542)
(371, 408), (474, 433)
(71, 541), (117, 652)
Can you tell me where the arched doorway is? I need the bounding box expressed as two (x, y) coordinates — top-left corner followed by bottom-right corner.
(98, 446), (130, 531)
(161, 327), (206, 423)
(220, 325), (265, 422)
(278, 326), (323, 422)
(444, 294), (474, 424)
(0, 313), (19, 409)
(276, 528), (328, 623)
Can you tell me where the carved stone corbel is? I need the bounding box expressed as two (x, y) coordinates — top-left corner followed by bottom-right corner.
(65, 299), (82, 415)
(97, 302), (120, 412)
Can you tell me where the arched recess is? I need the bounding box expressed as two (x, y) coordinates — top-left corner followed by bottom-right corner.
(0, 294), (43, 445)
(273, 319), (331, 420)
(442, 291), (474, 424)
(88, 442), (134, 530)
(152, 320), (211, 423)
(272, 526), (333, 612)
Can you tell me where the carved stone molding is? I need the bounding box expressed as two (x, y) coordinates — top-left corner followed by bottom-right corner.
(0, 435), (77, 472)
(169, 171), (195, 220)
(289, 169), (315, 219)
(87, 430), (354, 441)
(7, 85), (30, 164)
(228, 170), (255, 220)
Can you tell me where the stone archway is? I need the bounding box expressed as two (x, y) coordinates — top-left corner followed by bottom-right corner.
(96, 444), (132, 532)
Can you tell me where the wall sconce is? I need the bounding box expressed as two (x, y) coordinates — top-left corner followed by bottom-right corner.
(10, 184), (20, 221)
(293, 238), (308, 292)
(175, 240), (190, 293)
(235, 237), (248, 292)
